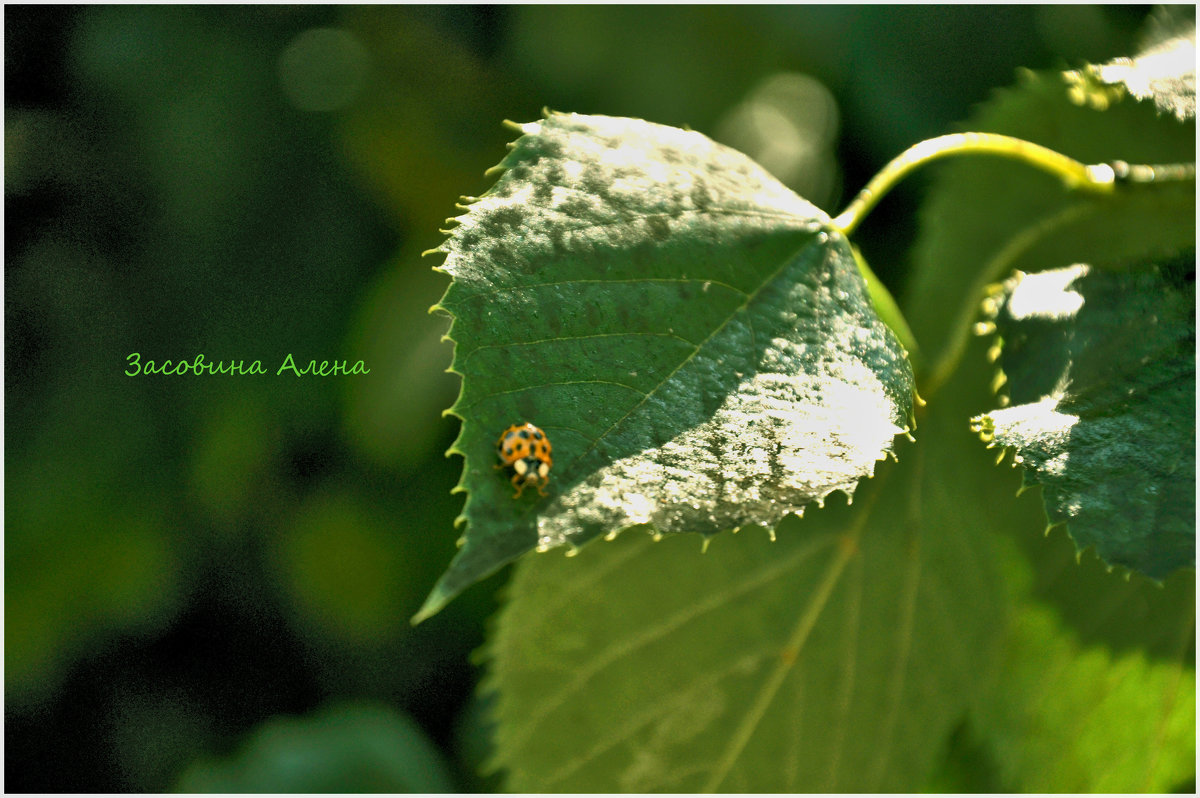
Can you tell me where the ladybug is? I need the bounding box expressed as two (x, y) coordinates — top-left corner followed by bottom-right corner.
(495, 422), (553, 498)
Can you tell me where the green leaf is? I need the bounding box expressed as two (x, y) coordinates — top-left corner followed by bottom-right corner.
(972, 258), (1195, 579)
(907, 62), (1195, 377)
(908, 37), (1194, 566)
(910, 30), (1196, 792)
(970, 532), (1196, 793)
(484, 342), (1009, 792)
(420, 112), (916, 620)
(174, 702), (456, 793)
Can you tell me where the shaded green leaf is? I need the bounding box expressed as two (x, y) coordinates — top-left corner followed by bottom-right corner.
(484, 344), (1008, 792)
(972, 259), (1195, 579)
(421, 112), (915, 619)
(911, 30), (1196, 792)
(174, 702), (456, 793)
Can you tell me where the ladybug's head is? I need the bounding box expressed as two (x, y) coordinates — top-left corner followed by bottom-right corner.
(512, 456), (550, 482)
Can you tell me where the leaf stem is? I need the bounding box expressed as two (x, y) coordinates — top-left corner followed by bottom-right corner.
(920, 201), (1095, 399)
(831, 133), (1116, 237)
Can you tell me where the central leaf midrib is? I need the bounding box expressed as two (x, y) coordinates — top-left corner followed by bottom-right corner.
(501, 529), (842, 756)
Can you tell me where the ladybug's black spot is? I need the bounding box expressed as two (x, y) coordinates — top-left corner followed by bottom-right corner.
(533, 430), (543, 440)
(518, 430), (530, 439)
(505, 447), (513, 456)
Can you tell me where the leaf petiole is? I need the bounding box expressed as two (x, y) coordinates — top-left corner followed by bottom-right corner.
(831, 133), (1117, 237)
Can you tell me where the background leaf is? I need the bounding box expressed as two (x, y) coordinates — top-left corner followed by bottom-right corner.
(908, 27), (1194, 567)
(174, 702), (456, 793)
(969, 533), (1196, 793)
(422, 112), (915, 619)
(910, 22), (1196, 792)
(905, 56), (1195, 374)
(485, 339), (1009, 792)
(973, 258), (1195, 579)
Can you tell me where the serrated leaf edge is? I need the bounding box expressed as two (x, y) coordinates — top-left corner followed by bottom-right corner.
(966, 273), (1175, 585)
(421, 113), (918, 620)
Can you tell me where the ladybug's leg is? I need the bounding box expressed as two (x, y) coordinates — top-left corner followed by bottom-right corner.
(511, 472), (525, 499)
(535, 477), (549, 497)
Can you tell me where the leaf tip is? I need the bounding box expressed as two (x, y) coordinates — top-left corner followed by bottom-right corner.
(411, 584), (451, 625)
(501, 117), (538, 135)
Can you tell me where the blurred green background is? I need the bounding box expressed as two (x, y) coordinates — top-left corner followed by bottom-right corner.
(5, 5), (1152, 792)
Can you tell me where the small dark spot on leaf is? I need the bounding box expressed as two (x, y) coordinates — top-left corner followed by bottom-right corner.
(558, 197), (594, 220)
(539, 138), (564, 160)
(488, 243), (513, 266)
(543, 161), (565, 184)
(646, 216), (671, 241)
(489, 206), (526, 230)
(581, 169), (609, 198)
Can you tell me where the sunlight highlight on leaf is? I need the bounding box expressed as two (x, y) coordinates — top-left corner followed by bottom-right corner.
(974, 260), (1195, 579)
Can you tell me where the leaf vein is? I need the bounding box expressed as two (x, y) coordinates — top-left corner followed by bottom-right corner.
(701, 530), (858, 792)
(568, 235), (816, 466)
(540, 647), (778, 788)
(503, 532), (841, 754)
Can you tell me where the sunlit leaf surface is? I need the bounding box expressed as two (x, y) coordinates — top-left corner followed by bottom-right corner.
(420, 113), (915, 619)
